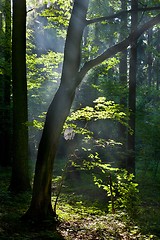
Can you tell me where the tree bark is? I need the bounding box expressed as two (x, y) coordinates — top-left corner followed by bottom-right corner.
(9, 0), (31, 192)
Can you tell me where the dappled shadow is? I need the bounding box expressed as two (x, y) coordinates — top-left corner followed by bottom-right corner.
(1, 168), (160, 239)
(0, 213), (65, 240)
(133, 180), (160, 238)
(0, 169), (64, 240)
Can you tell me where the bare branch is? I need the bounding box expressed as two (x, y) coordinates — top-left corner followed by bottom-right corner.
(27, 8), (35, 14)
(86, 7), (160, 25)
(76, 13), (160, 85)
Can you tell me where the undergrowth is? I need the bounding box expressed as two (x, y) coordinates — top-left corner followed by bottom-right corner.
(0, 167), (159, 239)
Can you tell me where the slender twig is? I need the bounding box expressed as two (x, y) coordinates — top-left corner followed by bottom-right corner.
(109, 173), (115, 214)
(53, 161), (70, 214)
(27, 8), (35, 14)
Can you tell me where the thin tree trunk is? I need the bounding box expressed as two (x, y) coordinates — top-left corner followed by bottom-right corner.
(156, 29), (160, 90)
(118, 0), (128, 169)
(127, 0), (138, 174)
(147, 29), (153, 87)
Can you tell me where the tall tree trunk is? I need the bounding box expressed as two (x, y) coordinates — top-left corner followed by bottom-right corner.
(127, 0), (138, 174)
(0, 0), (12, 167)
(0, 10), (5, 166)
(9, 0), (31, 192)
(0, 1), (12, 167)
(24, 0), (89, 221)
(118, 0), (128, 169)
(156, 29), (160, 90)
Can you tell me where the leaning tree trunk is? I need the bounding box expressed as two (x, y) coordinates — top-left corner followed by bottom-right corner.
(24, 0), (89, 221)
(24, 0), (160, 222)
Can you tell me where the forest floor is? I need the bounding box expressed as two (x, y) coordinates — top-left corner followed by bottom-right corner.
(0, 167), (160, 240)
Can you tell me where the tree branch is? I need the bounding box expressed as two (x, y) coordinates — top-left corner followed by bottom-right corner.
(86, 6), (160, 25)
(27, 8), (35, 14)
(76, 13), (160, 85)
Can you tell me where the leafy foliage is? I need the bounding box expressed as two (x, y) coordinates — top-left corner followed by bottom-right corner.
(41, 0), (72, 37)
(136, 86), (160, 177)
(62, 97), (138, 216)
(65, 97), (129, 131)
(93, 161), (139, 216)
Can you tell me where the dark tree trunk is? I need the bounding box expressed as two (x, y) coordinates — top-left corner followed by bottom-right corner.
(9, 0), (31, 192)
(127, 0), (138, 174)
(4, 0), (12, 166)
(0, 0), (12, 167)
(0, 11), (6, 167)
(24, 0), (89, 221)
(156, 29), (160, 90)
(118, 0), (128, 169)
